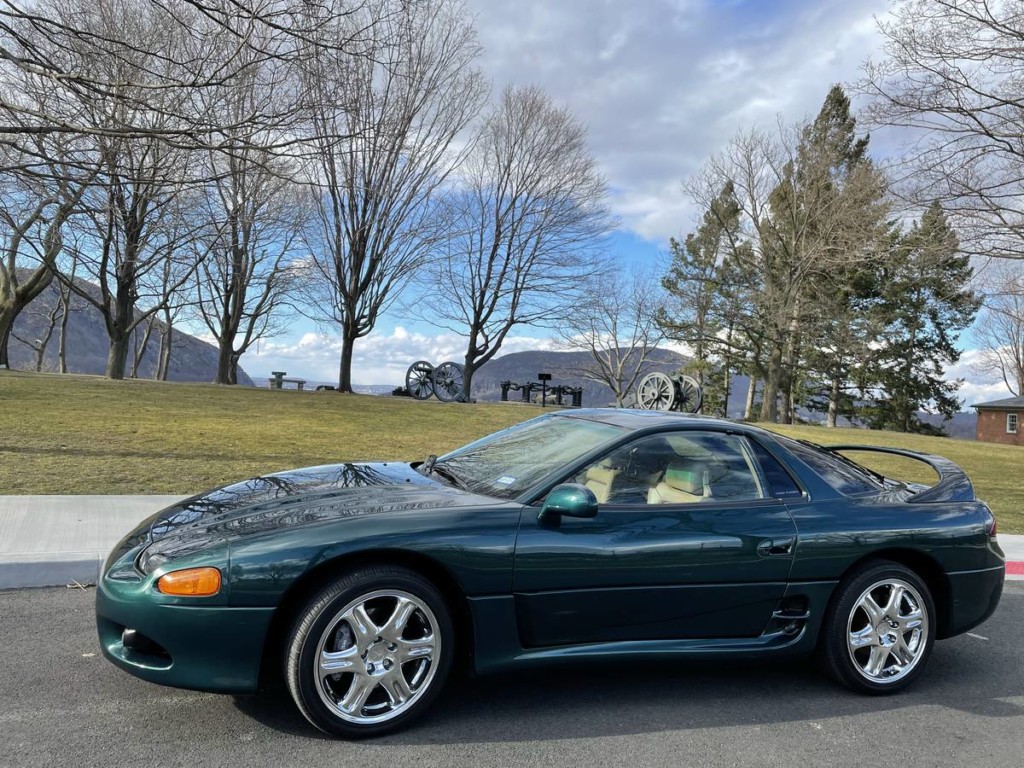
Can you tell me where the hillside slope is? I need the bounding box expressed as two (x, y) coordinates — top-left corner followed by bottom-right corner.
(5, 271), (253, 385)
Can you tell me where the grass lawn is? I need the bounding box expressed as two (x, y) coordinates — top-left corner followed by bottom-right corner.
(2, 369), (1022, 532)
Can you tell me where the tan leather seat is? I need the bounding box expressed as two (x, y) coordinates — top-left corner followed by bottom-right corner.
(647, 460), (707, 504)
(584, 464), (619, 503)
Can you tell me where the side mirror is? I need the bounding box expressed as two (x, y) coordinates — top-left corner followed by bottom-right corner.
(539, 483), (598, 521)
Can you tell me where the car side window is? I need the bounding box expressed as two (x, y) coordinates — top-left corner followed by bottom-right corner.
(746, 439), (804, 499)
(573, 431), (767, 505)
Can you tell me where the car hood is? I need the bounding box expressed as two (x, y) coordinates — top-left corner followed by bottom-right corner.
(110, 461), (498, 571)
(147, 461), (472, 540)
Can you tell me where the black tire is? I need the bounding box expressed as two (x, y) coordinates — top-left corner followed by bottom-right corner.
(285, 565), (454, 738)
(820, 560), (936, 694)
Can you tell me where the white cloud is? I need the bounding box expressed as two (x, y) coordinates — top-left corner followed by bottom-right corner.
(947, 347), (1017, 407)
(468, 0), (892, 243)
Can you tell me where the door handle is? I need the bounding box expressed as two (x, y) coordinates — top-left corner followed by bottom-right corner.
(757, 537), (795, 556)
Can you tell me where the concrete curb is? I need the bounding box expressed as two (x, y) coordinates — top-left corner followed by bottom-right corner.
(0, 495), (1021, 589)
(0, 495), (187, 589)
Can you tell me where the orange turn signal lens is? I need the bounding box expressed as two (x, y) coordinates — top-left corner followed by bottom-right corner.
(157, 567), (222, 597)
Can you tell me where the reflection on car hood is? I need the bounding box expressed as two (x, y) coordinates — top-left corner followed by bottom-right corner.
(148, 462), (460, 542)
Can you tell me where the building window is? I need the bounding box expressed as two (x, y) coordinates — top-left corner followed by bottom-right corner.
(1009, 413), (1019, 434)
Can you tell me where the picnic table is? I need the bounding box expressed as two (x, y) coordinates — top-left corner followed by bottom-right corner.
(268, 371), (307, 391)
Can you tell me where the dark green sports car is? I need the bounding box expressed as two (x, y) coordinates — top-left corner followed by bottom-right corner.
(96, 409), (1005, 737)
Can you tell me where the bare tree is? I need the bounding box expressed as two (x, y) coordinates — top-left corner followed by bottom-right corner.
(63, 148), (201, 380)
(302, 0), (486, 391)
(56, 248), (77, 372)
(34, 0), (213, 380)
(10, 292), (59, 370)
(418, 85), (610, 397)
(556, 264), (665, 406)
(148, 249), (195, 381)
(975, 261), (1024, 396)
(193, 160), (307, 384)
(858, 0), (1024, 261)
(188, 33), (308, 386)
(0, 0), (373, 164)
(0, 139), (85, 367)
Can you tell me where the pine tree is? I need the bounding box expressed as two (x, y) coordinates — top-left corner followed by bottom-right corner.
(658, 181), (750, 415)
(866, 202), (979, 433)
(772, 84), (890, 425)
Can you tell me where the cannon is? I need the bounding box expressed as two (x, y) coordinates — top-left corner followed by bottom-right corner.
(405, 360), (468, 402)
(635, 371), (703, 413)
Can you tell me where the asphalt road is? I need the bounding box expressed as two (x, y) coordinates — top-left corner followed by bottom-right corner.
(2, 585), (1022, 768)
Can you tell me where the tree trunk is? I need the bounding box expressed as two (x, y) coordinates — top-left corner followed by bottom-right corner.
(720, 362), (731, 418)
(105, 332), (130, 379)
(462, 357), (476, 402)
(0, 308), (14, 369)
(215, 340), (233, 385)
(780, 306), (801, 425)
(58, 286), (71, 374)
(227, 353), (240, 386)
(338, 332), (355, 392)
(130, 320), (154, 379)
(157, 306), (173, 381)
(157, 329), (171, 381)
(105, 278), (135, 380)
(780, 371), (793, 425)
(33, 301), (60, 372)
(744, 376), (757, 420)
(827, 374), (841, 428)
(759, 341), (784, 422)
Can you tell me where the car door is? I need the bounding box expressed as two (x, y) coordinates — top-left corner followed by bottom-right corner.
(511, 429), (802, 648)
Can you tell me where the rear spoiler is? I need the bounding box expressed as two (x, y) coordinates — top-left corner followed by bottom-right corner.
(824, 445), (975, 503)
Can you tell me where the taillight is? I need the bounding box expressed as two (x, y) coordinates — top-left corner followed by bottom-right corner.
(987, 514), (998, 538)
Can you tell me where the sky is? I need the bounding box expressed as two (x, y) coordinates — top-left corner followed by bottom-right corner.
(228, 0), (1013, 407)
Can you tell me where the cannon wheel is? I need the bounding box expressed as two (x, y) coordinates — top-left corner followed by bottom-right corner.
(636, 371), (675, 411)
(405, 360), (435, 400)
(676, 375), (703, 414)
(432, 362), (466, 403)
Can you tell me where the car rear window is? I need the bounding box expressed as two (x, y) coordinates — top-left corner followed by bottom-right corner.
(783, 439), (881, 495)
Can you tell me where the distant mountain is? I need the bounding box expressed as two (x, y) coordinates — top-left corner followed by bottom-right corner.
(906, 411), (977, 440)
(5, 272), (254, 385)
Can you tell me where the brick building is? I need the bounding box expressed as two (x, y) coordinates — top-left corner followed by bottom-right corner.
(973, 396), (1024, 445)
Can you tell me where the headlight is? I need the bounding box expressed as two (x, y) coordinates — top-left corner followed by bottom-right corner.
(137, 547), (168, 575)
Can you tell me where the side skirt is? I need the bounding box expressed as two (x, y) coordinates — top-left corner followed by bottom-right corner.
(467, 581), (838, 676)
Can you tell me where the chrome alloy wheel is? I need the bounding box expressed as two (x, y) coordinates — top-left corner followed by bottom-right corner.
(314, 589), (440, 725)
(846, 578), (928, 684)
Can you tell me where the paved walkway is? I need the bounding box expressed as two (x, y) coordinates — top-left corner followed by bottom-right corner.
(0, 495), (186, 588)
(0, 495), (1021, 589)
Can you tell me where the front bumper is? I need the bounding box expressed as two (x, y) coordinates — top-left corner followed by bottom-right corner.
(96, 551), (274, 694)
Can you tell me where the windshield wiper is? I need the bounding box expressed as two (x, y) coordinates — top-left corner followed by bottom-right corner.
(430, 463), (468, 490)
(418, 455), (467, 490)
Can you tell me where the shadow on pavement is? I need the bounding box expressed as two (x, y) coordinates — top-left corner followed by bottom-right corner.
(232, 591), (1024, 745)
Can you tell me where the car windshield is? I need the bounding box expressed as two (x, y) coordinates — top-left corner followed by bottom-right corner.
(430, 414), (626, 500)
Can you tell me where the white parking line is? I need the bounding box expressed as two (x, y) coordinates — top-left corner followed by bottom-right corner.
(967, 632), (989, 641)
